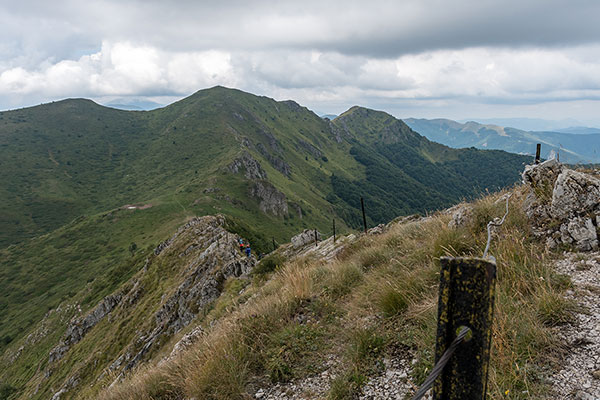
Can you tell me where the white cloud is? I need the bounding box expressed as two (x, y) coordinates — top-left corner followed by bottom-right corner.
(0, 41), (236, 100)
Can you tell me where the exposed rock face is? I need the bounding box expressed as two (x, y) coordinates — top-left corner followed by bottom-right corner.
(47, 215), (256, 396)
(523, 161), (600, 251)
(292, 229), (321, 249)
(256, 143), (291, 177)
(328, 120), (345, 143)
(250, 180), (289, 217)
(560, 217), (598, 251)
(168, 325), (204, 360)
(49, 294), (122, 363)
(120, 215), (256, 373)
(522, 158), (563, 220)
(297, 139), (323, 159)
(227, 151), (267, 180)
(447, 204), (473, 228)
(551, 169), (600, 220)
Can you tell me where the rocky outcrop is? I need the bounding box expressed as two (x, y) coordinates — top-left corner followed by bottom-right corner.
(447, 204), (473, 228)
(297, 139), (323, 159)
(250, 181), (289, 217)
(168, 325), (204, 360)
(256, 143), (291, 177)
(118, 215), (256, 374)
(227, 151), (267, 180)
(328, 120), (348, 143)
(523, 160), (600, 251)
(48, 294), (122, 363)
(550, 169), (600, 220)
(292, 230), (321, 249)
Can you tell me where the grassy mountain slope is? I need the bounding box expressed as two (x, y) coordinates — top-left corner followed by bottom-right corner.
(0, 87), (534, 398)
(405, 117), (600, 164)
(91, 185), (569, 400)
(329, 108), (531, 225)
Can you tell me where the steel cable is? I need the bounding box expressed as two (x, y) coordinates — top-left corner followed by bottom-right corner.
(410, 326), (472, 400)
(483, 194), (511, 259)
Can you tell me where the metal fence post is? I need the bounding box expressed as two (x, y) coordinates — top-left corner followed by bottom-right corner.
(361, 197), (367, 233)
(433, 257), (496, 400)
(535, 143), (541, 164)
(333, 218), (336, 243)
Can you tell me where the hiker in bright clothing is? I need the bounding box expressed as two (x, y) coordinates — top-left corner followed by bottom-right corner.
(245, 244), (251, 257)
(238, 238), (245, 251)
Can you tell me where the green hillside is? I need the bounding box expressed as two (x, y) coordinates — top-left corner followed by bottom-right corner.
(0, 87), (533, 398)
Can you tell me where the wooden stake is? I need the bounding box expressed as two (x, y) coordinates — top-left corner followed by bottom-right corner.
(433, 257), (496, 400)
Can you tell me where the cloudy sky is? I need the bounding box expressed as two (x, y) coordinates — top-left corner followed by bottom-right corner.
(2, 0), (600, 126)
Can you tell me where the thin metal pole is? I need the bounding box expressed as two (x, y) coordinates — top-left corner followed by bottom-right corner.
(361, 197), (367, 233)
(314, 229), (318, 247)
(333, 219), (336, 243)
(535, 143), (541, 164)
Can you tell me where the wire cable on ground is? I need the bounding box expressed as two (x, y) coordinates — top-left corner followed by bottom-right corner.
(410, 326), (472, 400)
(483, 194), (512, 259)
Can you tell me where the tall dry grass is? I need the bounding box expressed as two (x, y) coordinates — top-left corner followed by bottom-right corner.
(100, 186), (571, 400)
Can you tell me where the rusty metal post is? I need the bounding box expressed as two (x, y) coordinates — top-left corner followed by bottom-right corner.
(361, 197), (367, 233)
(535, 143), (541, 164)
(333, 218), (336, 243)
(314, 229), (318, 247)
(433, 257), (496, 400)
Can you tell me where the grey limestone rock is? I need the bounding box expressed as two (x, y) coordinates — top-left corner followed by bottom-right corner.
(249, 181), (289, 217)
(256, 143), (291, 177)
(551, 169), (600, 220)
(448, 204), (473, 228)
(560, 217), (599, 251)
(522, 160), (600, 251)
(297, 139), (323, 159)
(48, 294), (122, 363)
(292, 229), (321, 249)
(119, 216), (256, 373)
(227, 152), (267, 180)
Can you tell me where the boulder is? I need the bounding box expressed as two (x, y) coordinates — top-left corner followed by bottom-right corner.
(292, 229), (321, 249)
(551, 169), (600, 220)
(559, 217), (599, 251)
(522, 160), (600, 251)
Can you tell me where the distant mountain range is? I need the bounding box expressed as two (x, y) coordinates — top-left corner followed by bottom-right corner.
(102, 98), (165, 110)
(457, 117), (587, 132)
(404, 118), (600, 164)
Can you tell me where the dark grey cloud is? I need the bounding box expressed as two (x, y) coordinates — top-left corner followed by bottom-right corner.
(4, 0), (600, 61)
(1, 0), (600, 124)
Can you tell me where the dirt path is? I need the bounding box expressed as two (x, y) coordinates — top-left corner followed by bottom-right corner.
(550, 251), (600, 399)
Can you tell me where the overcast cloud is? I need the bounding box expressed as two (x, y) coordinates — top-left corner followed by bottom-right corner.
(1, 0), (600, 125)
